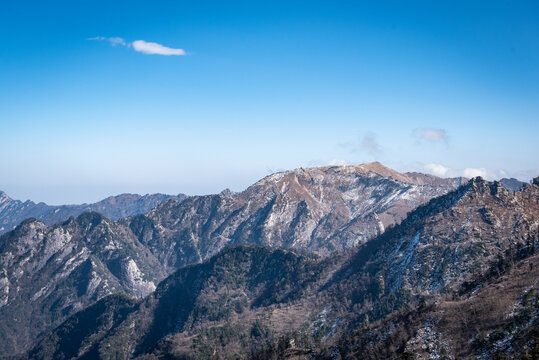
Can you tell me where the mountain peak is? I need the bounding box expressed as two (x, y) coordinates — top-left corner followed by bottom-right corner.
(75, 211), (110, 229)
(464, 177), (510, 199)
(358, 161), (390, 171)
(17, 217), (46, 228)
(469, 175), (487, 185)
(356, 161), (411, 182)
(220, 188), (237, 198)
(0, 190), (10, 204)
(499, 177), (527, 192)
(6, 217), (48, 238)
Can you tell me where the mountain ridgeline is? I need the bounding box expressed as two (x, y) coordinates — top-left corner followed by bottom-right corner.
(0, 163), (464, 356)
(123, 162), (465, 266)
(0, 192), (189, 235)
(24, 175), (539, 359)
(0, 163), (537, 359)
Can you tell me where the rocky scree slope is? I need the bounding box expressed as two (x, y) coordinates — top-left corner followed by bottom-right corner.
(0, 192), (188, 235)
(23, 177), (539, 359)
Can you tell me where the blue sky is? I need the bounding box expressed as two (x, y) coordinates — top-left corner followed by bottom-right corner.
(1, 1), (538, 204)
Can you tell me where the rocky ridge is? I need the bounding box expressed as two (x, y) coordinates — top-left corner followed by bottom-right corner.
(0, 192), (188, 235)
(124, 162), (465, 272)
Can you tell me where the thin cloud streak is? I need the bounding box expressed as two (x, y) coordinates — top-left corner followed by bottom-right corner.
(339, 132), (382, 157)
(87, 36), (127, 46)
(88, 37), (186, 56)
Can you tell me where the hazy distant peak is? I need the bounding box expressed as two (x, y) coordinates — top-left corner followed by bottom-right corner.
(499, 177), (527, 192)
(0, 191), (10, 203)
(220, 188), (238, 198)
(0, 191), (189, 235)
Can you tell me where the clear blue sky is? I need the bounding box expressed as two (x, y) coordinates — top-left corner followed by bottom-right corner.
(1, 0), (538, 204)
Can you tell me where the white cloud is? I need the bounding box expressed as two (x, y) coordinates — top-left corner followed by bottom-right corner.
(88, 36), (126, 46)
(462, 168), (508, 180)
(132, 40), (186, 56)
(413, 128), (448, 143)
(88, 37), (186, 56)
(423, 163), (512, 181)
(462, 167), (489, 179)
(424, 163), (450, 176)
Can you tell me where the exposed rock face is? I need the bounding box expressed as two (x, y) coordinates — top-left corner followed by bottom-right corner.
(0, 192), (188, 235)
(0, 213), (167, 355)
(0, 163), (464, 356)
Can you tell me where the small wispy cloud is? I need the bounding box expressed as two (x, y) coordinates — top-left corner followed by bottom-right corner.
(87, 36), (127, 46)
(412, 128), (448, 143)
(340, 132), (382, 156)
(360, 133), (381, 156)
(424, 163), (450, 176)
(88, 37), (186, 56)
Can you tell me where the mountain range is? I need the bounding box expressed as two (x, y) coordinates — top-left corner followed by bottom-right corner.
(0, 192), (188, 235)
(0, 162), (537, 359)
(23, 174), (539, 360)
